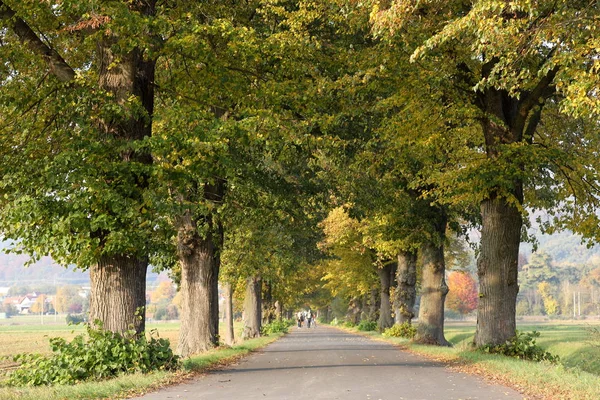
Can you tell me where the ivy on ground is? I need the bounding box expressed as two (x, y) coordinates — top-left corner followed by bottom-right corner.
(5, 322), (180, 386)
(480, 330), (560, 363)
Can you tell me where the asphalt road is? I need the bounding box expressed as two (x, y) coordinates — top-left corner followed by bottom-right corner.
(132, 325), (525, 400)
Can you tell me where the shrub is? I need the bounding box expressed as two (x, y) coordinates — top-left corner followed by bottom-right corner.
(65, 313), (86, 325)
(6, 322), (180, 386)
(382, 322), (416, 339)
(357, 320), (377, 331)
(261, 319), (292, 335)
(343, 321), (356, 328)
(480, 330), (560, 363)
(330, 317), (340, 326)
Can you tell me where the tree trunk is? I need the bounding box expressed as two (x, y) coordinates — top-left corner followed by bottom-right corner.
(176, 212), (219, 356)
(89, 255), (147, 334)
(368, 287), (380, 322)
(474, 196), (522, 346)
(377, 263), (394, 331)
(223, 281), (235, 346)
(262, 281), (275, 325)
(274, 300), (283, 320)
(395, 250), (418, 324)
(318, 307), (330, 324)
(415, 219), (450, 346)
(242, 275), (262, 339)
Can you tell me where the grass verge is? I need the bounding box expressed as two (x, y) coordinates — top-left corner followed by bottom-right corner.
(335, 326), (600, 400)
(0, 333), (283, 400)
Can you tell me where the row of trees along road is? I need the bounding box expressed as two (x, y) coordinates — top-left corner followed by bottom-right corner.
(1, 1), (600, 354)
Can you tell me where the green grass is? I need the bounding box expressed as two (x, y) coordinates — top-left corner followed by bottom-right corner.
(0, 332), (283, 400)
(443, 321), (600, 375)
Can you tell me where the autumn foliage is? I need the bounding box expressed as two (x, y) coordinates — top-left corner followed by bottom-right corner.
(446, 272), (478, 316)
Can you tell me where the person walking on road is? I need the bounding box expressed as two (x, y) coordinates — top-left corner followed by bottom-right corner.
(306, 309), (313, 328)
(296, 311), (304, 328)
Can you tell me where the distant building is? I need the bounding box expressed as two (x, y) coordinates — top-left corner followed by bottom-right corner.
(2, 292), (47, 314)
(78, 287), (91, 298)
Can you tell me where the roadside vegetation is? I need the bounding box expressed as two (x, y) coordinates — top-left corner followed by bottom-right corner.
(0, 320), (283, 400)
(336, 321), (600, 400)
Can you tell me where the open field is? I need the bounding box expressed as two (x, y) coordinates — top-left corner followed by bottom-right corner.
(0, 315), (243, 374)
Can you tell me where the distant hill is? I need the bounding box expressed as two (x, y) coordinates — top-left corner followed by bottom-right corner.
(0, 242), (166, 288)
(521, 230), (600, 266)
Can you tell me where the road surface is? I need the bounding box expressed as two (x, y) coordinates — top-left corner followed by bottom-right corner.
(132, 325), (525, 400)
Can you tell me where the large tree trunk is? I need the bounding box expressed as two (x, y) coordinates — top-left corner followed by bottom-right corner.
(415, 207), (449, 346)
(474, 196), (522, 346)
(89, 255), (147, 334)
(223, 281), (235, 346)
(414, 240), (449, 346)
(377, 263), (394, 331)
(176, 212), (219, 356)
(242, 275), (262, 339)
(395, 250), (418, 324)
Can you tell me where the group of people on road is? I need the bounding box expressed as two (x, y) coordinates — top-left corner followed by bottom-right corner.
(296, 309), (316, 328)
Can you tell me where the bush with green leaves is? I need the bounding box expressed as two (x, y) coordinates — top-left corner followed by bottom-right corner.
(6, 322), (180, 386)
(65, 313), (86, 325)
(261, 319), (293, 335)
(480, 330), (559, 363)
(357, 320), (377, 331)
(343, 320), (356, 328)
(330, 317), (340, 326)
(382, 322), (417, 339)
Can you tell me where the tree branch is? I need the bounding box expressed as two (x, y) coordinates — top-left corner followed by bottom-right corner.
(0, 0), (75, 82)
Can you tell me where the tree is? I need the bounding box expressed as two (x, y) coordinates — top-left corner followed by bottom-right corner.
(150, 281), (175, 305)
(446, 272), (478, 316)
(30, 295), (46, 314)
(371, 0), (600, 347)
(0, 0), (159, 334)
(54, 286), (80, 314)
(538, 281), (559, 316)
(521, 252), (559, 290)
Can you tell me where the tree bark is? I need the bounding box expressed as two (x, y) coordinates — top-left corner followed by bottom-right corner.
(223, 281), (235, 346)
(415, 208), (449, 346)
(346, 297), (362, 324)
(242, 275), (262, 339)
(395, 250), (418, 324)
(414, 240), (449, 346)
(274, 300), (283, 320)
(368, 287), (380, 322)
(377, 263), (394, 331)
(262, 281), (275, 325)
(176, 211), (219, 356)
(0, 1), (75, 82)
(89, 255), (147, 334)
(474, 196), (522, 346)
